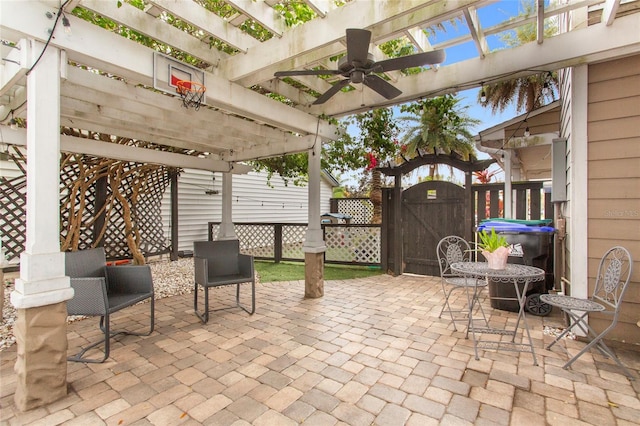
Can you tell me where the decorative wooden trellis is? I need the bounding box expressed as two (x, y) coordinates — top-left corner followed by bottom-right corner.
(59, 152), (172, 263)
(1, 135), (174, 264)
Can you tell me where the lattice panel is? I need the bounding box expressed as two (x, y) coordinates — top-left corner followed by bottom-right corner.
(235, 224), (275, 258)
(282, 224), (306, 259)
(0, 147), (26, 263)
(324, 226), (352, 262)
(325, 226), (380, 263)
(350, 226), (381, 263)
(1, 147), (171, 263)
(336, 198), (373, 224)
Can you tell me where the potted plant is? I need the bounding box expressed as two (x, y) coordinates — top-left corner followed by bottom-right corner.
(478, 228), (510, 269)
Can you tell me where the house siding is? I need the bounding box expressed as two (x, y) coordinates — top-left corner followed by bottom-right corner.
(161, 169), (335, 252)
(586, 54), (640, 342)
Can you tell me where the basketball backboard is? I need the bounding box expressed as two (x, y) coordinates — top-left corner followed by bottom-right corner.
(153, 52), (206, 105)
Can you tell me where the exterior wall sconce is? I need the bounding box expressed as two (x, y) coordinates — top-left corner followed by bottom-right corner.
(9, 112), (17, 130)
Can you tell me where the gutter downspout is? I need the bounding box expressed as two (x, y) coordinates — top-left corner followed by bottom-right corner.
(475, 139), (513, 218)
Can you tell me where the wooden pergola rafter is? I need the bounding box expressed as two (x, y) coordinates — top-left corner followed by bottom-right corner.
(1, 0), (636, 165)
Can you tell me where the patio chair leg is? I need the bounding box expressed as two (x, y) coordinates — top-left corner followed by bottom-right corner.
(235, 282), (256, 315)
(439, 287), (459, 331)
(563, 321), (636, 380)
(69, 300), (155, 363)
(194, 284), (210, 324)
(68, 315), (110, 363)
(545, 312), (588, 350)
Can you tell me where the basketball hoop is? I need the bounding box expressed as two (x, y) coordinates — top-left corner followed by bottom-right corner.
(176, 80), (206, 110)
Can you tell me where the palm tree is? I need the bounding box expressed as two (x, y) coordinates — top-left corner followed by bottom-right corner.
(479, 0), (559, 113)
(398, 95), (480, 179)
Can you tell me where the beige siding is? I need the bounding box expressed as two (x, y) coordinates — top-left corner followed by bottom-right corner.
(587, 55), (640, 343)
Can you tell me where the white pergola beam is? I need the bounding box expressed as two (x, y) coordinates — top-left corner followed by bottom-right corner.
(1, 127), (251, 173)
(80, 0), (227, 66)
(147, 0), (257, 53)
(303, 0), (333, 18)
(464, 7), (488, 58)
(0, 39), (28, 98)
(316, 10), (640, 116)
(0, 0), (337, 141)
(63, 67), (296, 143)
(537, 0), (545, 44)
(228, 135), (319, 161)
(602, 0), (621, 25)
(222, 0), (441, 82)
(224, 0), (285, 37)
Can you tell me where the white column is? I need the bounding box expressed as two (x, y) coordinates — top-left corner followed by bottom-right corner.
(503, 150), (513, 219)
(303, 141), (325, 252)
(11, 41), (72, 309)
(569, 65), (589, 300)
(217, 172), (237, 240)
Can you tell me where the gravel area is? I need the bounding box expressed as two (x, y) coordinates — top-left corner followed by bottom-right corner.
(0, 257), (217, 352)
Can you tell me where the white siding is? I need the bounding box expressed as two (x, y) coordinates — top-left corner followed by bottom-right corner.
(161, 169), (336, 252)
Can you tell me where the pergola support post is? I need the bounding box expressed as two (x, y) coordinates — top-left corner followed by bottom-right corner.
(217, 172), (237, 240)
(170, 170), (179, 261)
(303, 140), (325, 298)
(10, 41), (73, 411)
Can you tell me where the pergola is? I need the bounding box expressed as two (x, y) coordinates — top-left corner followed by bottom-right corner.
(1, 0), (639, 411)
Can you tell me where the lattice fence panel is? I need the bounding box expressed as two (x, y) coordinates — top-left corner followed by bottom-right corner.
(324, 226), (352, 262)
(336, 198), (373, 224)
(325, 225), (380, 263)
(0, 147), (26, 263)
(235, 224), (275, 258)
(282, 224), (306, 260)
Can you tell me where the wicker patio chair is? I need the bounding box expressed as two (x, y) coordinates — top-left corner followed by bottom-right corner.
(193, 240), (256, 324)
(540, 246), (634, 379)
(437, 235), (488, 332)
(65, 247), (155, 363)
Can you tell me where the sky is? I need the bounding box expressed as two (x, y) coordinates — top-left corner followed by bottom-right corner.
(339, 0), (531, 187)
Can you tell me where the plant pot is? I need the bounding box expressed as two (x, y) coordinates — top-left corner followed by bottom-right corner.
(482, 246), (510, 270)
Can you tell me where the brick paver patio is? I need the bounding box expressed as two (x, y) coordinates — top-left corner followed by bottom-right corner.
(1, 274), (639, 425)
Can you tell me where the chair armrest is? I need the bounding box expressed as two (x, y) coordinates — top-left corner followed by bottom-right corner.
(238, 254), (254, 279)
(67, 277), (108, 316)
(106, 265), (154, 295)
(194, 257), (208, 285)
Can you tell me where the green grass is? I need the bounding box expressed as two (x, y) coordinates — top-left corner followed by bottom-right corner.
(255, 261), (383, 283)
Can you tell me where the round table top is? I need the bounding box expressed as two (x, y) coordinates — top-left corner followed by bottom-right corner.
(450, 262), (545, 283)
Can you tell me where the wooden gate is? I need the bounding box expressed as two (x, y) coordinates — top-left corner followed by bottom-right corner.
(401, 181), (465, 276)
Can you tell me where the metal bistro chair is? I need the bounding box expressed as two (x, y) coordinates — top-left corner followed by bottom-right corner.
(437, 235), (488, 332)
(540, 246), (635, 379)
(65, 247), (155, 363)
(193, 240), (256, 324)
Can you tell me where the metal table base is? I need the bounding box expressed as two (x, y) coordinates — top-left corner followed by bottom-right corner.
(450, 262), (545, 365)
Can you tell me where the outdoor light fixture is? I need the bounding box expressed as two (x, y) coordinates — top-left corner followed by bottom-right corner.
(480, 83), (486, 103)
(62, 14), (71, 34)
(9, 111), (17, 130)
(524, 120), (530, 137)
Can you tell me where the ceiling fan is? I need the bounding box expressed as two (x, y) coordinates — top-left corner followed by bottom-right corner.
(274, 28), (445, 105)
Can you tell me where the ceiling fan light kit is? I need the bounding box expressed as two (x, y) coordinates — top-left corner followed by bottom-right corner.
(274, 28), (445, 105)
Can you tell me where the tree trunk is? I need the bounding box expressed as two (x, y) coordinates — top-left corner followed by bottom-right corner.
(370, 169), (382, 224)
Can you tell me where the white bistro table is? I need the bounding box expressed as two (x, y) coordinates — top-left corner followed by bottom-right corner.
(450, 262), (545, 365)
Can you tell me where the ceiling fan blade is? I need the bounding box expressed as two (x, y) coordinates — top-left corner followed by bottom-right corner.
(313, 79), (351, 105)
(363, 74), (402, 100)
(346, 28), (372, 65)
(374, 50), (446, 72)
(274, 69), (341, 77)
